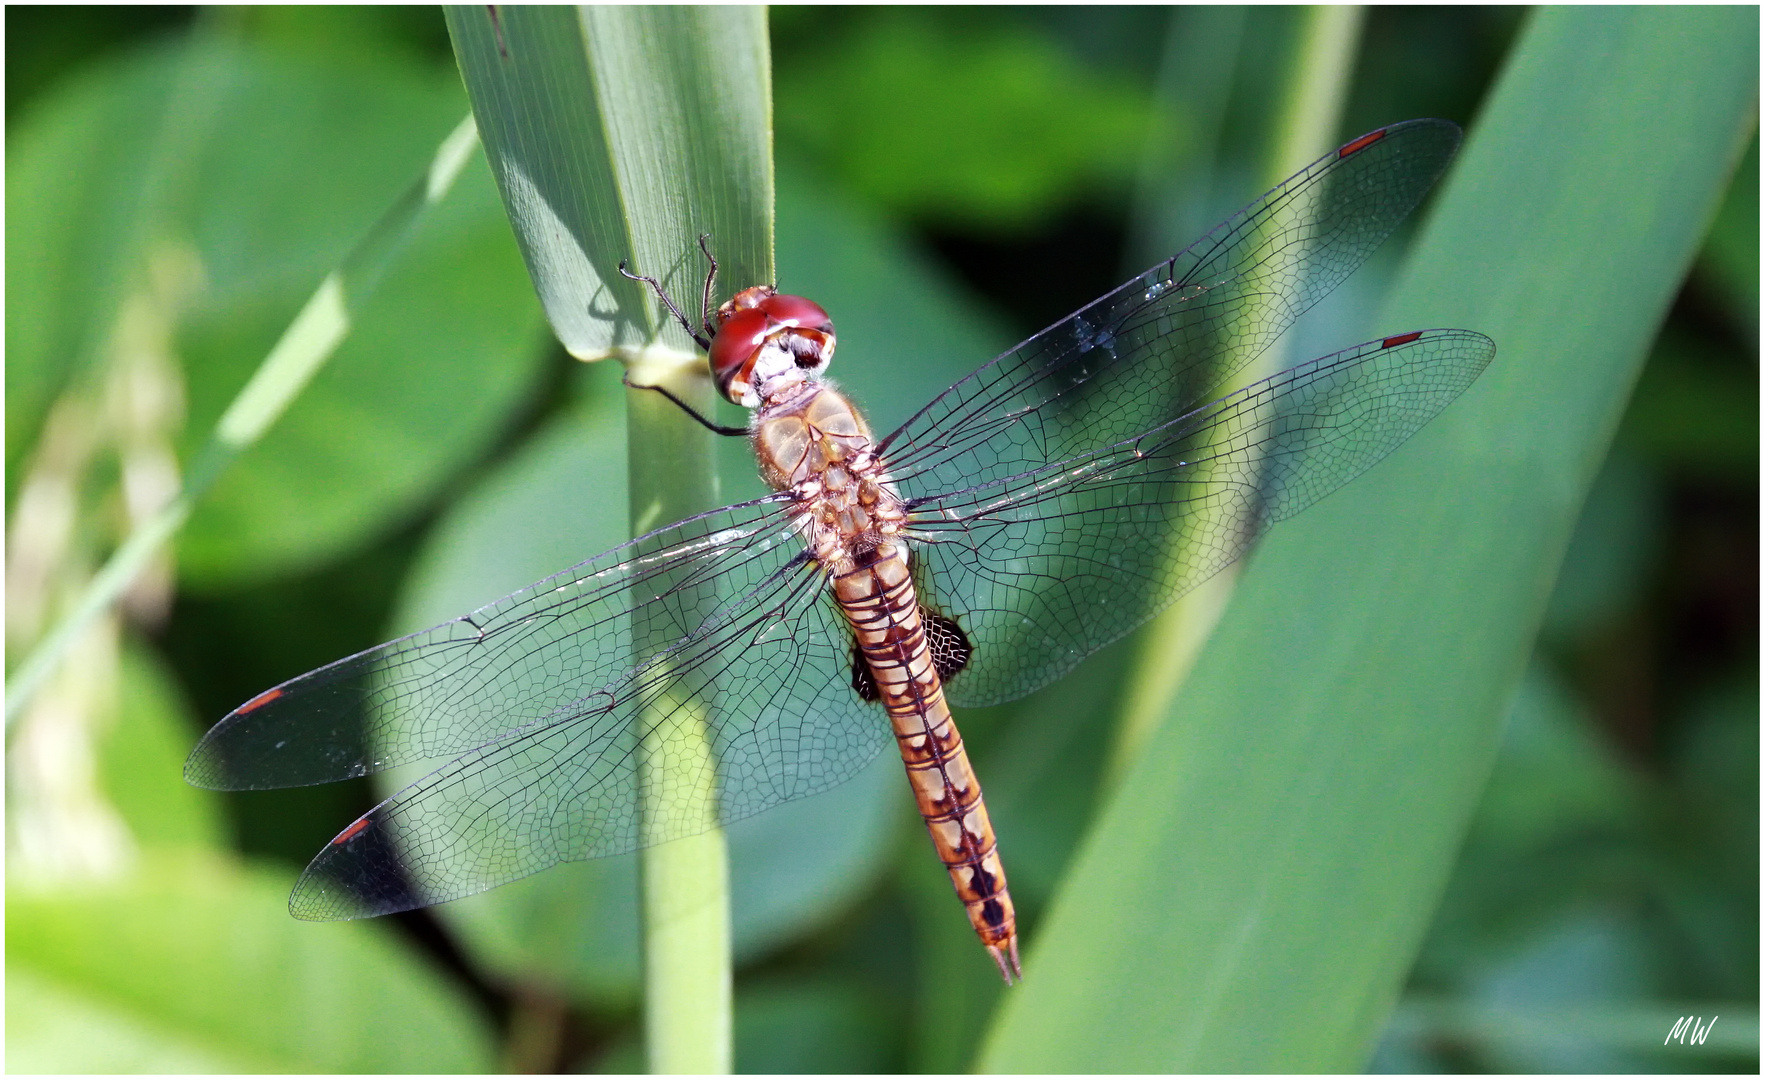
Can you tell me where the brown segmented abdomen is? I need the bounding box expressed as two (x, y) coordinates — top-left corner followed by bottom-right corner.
(753, 384), (1019, 981)
(831, 540), (1022, 983)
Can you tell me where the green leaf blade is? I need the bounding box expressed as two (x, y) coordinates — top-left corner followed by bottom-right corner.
(7, 855), (496, 1073)
(978, 6), (1758, 1072)
(446, 9), (775, 1071)
(447, 5), (773, 358)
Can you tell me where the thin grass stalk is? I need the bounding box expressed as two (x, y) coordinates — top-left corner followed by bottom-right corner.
(5, 116), (482, 727)
(625, 348), (733, 1074)
(444, 9), (772, 1068)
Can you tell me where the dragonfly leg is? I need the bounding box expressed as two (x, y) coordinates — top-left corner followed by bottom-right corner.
(621, 374), (749, 437)
(617, 258), (711, 350)
(696, 233), (719, 341)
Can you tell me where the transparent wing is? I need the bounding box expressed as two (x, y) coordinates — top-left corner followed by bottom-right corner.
(185, 495), (894, 917)
(284, 558), (884, 919)
(188, 497), (807, 788)
(907, 329), (1496, 707)
(881, 119), (1462, 496)
(183, 118), (1476, 920)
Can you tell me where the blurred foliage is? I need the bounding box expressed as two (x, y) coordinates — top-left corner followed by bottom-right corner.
(1699, 136), (1760, 342)
(6, 5), (1755, 1075)
(773, 7), (1171, 233)
(6, 29), (549, 587)
(10, 852), (495, 1072)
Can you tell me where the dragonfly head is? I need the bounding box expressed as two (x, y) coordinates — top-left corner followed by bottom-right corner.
(710, 286), (837, 407)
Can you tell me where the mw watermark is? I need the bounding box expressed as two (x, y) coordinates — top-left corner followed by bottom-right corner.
(1664, 1015), (1717, 1046)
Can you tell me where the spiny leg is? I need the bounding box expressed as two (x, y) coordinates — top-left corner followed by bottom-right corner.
(617, 244), (743, 435)
(617, 259), (710, 350)
(696, 233), (719, 341)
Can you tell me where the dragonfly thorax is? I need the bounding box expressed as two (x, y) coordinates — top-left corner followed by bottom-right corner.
(753, 383), (908, 570)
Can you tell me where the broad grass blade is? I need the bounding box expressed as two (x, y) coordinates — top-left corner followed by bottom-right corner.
(980, 6), (1759, 1071)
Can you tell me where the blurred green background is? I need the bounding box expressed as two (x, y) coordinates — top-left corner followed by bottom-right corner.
(6, 5), (1755, 1073)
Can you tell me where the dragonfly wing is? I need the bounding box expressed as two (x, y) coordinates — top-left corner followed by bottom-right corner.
(284, 543), (886, 919)
(185, 495), (812, 789)
(879, 119), (1462, 496)
(906, 329), (1495, 708)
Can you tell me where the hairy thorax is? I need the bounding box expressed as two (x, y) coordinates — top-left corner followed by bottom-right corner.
(751, 382), (908, 571)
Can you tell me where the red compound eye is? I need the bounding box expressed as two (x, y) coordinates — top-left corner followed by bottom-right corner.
(708, 291), (838, 403)
(757, 293), (832, 332)
(709, 306), (769, 392)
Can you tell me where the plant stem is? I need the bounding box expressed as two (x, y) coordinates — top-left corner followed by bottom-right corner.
(625, 349), (732, 1074)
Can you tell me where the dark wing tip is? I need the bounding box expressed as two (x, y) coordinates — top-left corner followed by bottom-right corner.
(289, 815), (427, 921)
(1405, 327), (1498, 369)
(1378, 116), (1463, 145)
(1346, 117), (1463, 181)
(182, 743), (222, 790)
(183, 678), (373, 791)
(183, 718), (247, 790)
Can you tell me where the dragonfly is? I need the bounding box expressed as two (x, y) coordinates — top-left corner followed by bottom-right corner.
(186, 118), (1493, 984)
